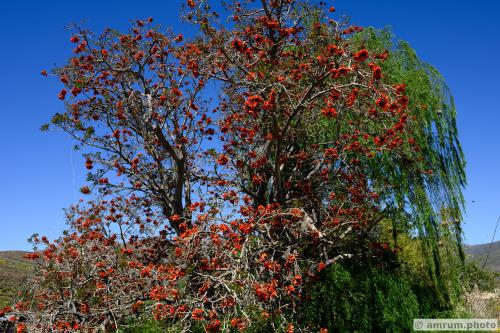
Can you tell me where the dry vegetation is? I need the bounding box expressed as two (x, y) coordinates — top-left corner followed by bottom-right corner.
(0, 251), (32, 307)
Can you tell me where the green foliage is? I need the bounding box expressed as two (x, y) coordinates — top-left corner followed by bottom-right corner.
(120, 315), (288, 333)
(297, 22), (467, 311)
(118, 318), (171, 333)
(375, 217), (465, 308)
(348, 28), (465, 308)
(463, 261), (499, 292)
(352, 28), (465, 224)
(300, 264), (420, 333)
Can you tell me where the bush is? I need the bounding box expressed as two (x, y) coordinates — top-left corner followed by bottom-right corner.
(463, 261), (499, 292)
(300, 264), (421, 333)
(119, 319), (169, 333)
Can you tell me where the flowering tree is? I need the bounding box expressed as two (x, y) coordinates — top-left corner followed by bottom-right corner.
(2, 1), (465, 332)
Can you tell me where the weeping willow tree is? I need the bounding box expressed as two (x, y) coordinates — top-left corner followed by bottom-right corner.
(287, 0), (467, 308)
(351, 27), (466, 306)
(294, 26), (468, 332)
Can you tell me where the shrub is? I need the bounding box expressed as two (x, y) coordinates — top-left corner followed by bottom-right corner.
(301, 264), (420, 333)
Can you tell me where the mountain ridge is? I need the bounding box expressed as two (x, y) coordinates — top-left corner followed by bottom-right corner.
(466, 240), (500, 272)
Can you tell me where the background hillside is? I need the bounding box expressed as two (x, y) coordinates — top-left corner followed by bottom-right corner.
(466, 241), (500, 272)
(0, 251), (32, 307)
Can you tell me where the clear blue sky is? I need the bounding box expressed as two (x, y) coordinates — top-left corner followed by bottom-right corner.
(0, 0), (499, 250)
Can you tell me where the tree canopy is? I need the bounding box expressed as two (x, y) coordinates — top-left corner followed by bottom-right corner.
(1, 1), (467, 332)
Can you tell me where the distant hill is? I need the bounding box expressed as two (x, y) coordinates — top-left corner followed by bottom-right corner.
(0, 251), (33, 308)
(466, 241), (500, 272)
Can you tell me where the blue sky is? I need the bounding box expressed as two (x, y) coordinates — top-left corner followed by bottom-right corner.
(0, 0), (499, 250)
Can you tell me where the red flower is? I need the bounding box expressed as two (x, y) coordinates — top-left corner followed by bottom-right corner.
(191, 308), (204, 321)
(321, 106), (337, 118)
(0, 306), (11, 317)
(80, 186), (91, 194)
(140, 267), (152, 277)
(16, 323), (26, 333)
(290, 208), (303, 217)
(71, 87), (81, 96)
(345, 88), (359, 107)
(216, 154), (229, 165)
(254, 34), (265, 44)
(120, 248), (133, 256)
(369, 63), (382, 80)
(23, 252), (40, 260)
(353, 49), (369, 62)
(375, 49), (389, 61)
(98, 178), (109, 184)
(119, 35), (129, 44)
(395, 84), (406, 94)
(324, 148), (338, 159)
(292, 275), (302, 285)
(58, 89), (67, 100)
(133, 51), (144, 61)
(85, 157), (93, 170)
(172, 87), (183, 96)
(169, 214), (181, 222)
(330, 66), (351, 78)
(252, 174), (264, 185)
(230, 318), (247, 330)
(206, 319), (221, 332)
(244, 95), (263, 117)
(254, 280), (278, 301)
(70, 36), (80, 43)
(376, 95), (389, 109)
(40, 70), (47, 76)
(317, 262), (327, 272)
(232, 38), (250, 53)
(187, 0), (196, 9)
(329, 6), (336, 12)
